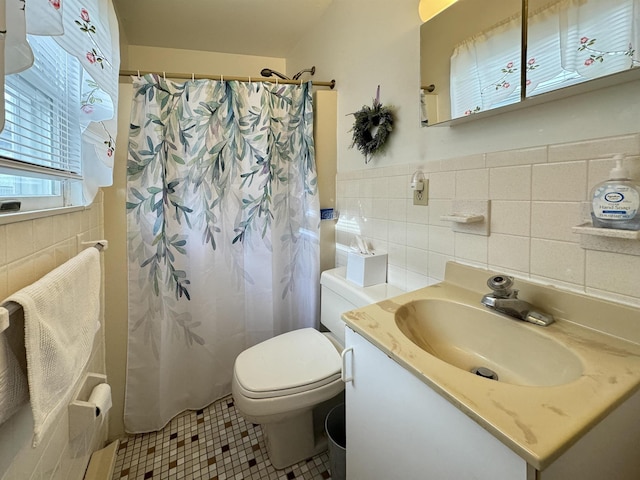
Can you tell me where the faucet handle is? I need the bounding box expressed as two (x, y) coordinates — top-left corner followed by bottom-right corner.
(526, 311), (555, 326)
(486, 275), (515, 298)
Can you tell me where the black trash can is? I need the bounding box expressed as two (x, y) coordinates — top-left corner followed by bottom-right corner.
(325, 403), (346, 480)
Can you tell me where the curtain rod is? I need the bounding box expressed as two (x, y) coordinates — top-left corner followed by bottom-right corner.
(119, 70), (336, 89)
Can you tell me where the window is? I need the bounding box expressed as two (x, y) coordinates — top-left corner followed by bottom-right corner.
(0, 35), (83, 211)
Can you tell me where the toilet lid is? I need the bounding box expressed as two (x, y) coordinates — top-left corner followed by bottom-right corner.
(234, 328), (342, 399)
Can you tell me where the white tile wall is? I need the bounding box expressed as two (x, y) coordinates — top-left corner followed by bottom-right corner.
(0, 193), (107, 480)
(486, 146), (547, 168)
(491, 201), (531, 236)
(336, 133), (640, 307)
(454, 233), (488, 264)
(530, 239), (586, 285)
(490, 165), (531, 200)
(586, 250), (640, 299)
(530, 202), (582, 242)
(532, 162), (588, 201)
(488, 233), (531, 274)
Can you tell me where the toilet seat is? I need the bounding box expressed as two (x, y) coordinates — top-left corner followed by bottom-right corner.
(234, 328), (341, 399)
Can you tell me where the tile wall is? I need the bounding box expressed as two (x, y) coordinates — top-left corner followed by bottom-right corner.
(336, 133), (640, 307)
(0, 193), (108, 480)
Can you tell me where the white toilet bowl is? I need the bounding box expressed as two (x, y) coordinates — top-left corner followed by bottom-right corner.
(232, 328), (344, 468)
(231, 267), (404, 469)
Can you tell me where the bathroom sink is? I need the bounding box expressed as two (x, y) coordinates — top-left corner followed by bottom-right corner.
(343, 262), (640, 470)
(394, 299), (583, 386)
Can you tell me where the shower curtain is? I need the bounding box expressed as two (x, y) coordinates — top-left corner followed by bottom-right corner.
(124, 75), (320, 433)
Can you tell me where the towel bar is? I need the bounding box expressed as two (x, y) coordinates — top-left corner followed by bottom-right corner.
(0, 240), (108, 328)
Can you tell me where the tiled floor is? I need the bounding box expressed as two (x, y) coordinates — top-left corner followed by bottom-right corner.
(112, 396), (333, 480)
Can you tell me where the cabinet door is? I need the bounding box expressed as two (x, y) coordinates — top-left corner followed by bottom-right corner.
(345, 327), (527, 480)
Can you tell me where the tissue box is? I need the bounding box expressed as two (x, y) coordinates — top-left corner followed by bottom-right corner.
(346, 252), (388, 287)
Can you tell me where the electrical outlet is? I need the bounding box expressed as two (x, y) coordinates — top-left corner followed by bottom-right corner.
(413, 179), (428, 206)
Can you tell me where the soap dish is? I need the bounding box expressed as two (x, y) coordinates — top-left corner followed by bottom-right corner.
(440, 199), (490, 236)
(440, 214), (485, 224)
(572, 223), (640, 256)
(572, 223), (640, 240)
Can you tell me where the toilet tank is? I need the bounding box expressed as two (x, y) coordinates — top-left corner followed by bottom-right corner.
(320, 267), (404, 345)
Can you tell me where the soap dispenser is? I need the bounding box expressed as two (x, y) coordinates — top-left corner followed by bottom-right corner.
(590, 154), (640, 230)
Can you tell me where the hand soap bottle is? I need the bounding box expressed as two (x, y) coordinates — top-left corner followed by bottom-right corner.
(590, 154), (640, 230)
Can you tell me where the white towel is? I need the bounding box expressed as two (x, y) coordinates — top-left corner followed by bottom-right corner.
(0, 304), (29, 426)
(4, 247), (101, 446)
(0, 307), (9, 333)
(0, 329), (29, 426)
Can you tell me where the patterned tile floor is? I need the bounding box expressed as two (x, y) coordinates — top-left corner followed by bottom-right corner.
(112, 396), (332, 480)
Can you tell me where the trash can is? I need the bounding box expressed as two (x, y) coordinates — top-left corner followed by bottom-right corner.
(325, 403), (346, 480)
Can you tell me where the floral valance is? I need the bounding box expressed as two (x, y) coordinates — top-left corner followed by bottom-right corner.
(0, 0), (119, 205)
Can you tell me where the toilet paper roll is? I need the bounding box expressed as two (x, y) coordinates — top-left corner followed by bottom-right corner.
(88, 383), (112, 417)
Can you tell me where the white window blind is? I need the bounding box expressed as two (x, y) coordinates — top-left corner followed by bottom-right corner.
(0, 35), (82, 180)
(0, 0), (119, 209)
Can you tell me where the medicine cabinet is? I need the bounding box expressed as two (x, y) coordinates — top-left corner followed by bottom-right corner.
(420, 0), (640, 126)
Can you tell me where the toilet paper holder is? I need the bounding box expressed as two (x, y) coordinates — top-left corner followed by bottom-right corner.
(68, 373), (111, 440)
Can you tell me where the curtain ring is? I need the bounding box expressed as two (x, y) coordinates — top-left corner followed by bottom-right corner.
(275, 77), (278, 85)
(137, 70), (141, 79)
(300, 78), (303, 86)
(162, 71), (166, 80)
(221, 75), (224, 82)
(248, 76), (251, 84)
(192, 73), (195, 82)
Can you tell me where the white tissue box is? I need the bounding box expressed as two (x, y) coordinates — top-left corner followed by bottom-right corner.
(346, 252), (388, 287)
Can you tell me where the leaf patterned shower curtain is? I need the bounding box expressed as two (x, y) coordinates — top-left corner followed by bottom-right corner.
(125, 75), (320, 433)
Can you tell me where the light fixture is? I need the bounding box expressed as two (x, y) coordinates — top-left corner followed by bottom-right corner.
(418, 0), (459, 23)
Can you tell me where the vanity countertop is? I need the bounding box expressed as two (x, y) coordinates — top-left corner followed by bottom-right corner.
(342, 262), (640, 470)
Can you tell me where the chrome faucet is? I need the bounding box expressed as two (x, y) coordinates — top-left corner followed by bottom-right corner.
(481, 275), (554, 326)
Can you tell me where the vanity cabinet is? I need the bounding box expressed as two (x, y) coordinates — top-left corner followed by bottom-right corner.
(344, 327), (528, 480)
(344, 326), (640, 480)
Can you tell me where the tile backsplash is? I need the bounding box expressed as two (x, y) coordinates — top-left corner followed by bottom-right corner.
(336, 133), (640, 307)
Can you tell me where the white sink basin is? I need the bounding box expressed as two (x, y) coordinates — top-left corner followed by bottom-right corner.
(394, 299), (583, 386)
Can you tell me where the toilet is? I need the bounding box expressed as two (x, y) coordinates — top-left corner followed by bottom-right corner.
(232, 267), (404, 469)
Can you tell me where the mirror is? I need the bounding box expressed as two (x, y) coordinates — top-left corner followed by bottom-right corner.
(525, 0), (639, 98)
(420, 0), (522, 125)
(420, 0), (640, 126)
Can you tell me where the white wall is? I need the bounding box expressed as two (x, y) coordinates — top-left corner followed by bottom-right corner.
(124, 45), (285, 78)
(421, 79), (640, 161)
(287, 0), (423, 171)
(287, 0), (640, 166)
(287, 0), (640, 307)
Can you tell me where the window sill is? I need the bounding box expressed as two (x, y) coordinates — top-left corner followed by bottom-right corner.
(0, 205), (88, 226)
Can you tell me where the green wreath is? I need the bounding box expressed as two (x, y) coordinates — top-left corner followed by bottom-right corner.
(350, 91), (394, 164)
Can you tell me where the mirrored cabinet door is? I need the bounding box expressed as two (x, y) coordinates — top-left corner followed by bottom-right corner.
(420, 0), (522, 125)
(526, 0), (639, 98)
(420, 0), (640, 127)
